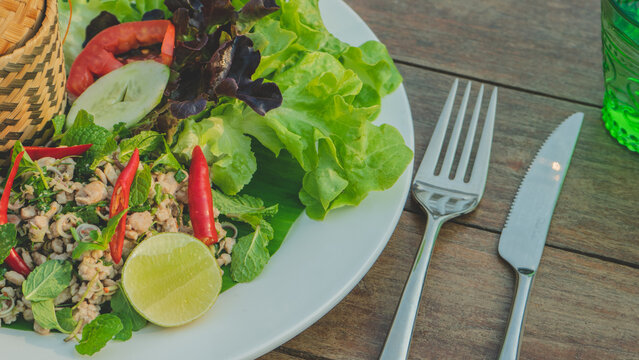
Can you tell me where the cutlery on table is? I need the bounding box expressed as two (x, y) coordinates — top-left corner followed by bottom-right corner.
(497, 113), (583, 360)
(380, 79), (497, 360)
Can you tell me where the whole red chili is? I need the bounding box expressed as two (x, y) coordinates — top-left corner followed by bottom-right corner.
(0, 151), (31, 277)
(67, 20), (175, 97)
(188, 146), (218, 246)
(108, 148), (139, 264)
(23, 144), (92, 160)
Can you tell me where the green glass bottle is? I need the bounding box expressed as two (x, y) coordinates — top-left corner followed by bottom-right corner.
(602, 0), (639, 152)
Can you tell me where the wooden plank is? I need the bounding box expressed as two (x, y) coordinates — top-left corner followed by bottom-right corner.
(397, 63), (639, 266)
(342, 0), (603, 106)
(259, 349), (306, 360)
(276, 211), (639, 359)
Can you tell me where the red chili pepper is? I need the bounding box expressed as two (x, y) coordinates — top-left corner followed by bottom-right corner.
(0, 151), (31, 277)
(67, 20), (176, 97)
(161, 22), (175, 67)
(188, 146), (218, 246)
(22, 144), (92, 160)
(108, 148), (139, 264)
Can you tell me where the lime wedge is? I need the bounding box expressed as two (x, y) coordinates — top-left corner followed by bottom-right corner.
(121, 233), (222, 327)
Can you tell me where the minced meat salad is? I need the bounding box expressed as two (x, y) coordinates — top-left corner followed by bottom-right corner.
(0, 148), (237, 337)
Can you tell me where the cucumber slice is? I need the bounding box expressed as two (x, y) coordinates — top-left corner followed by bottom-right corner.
(66, 60), (170, 131)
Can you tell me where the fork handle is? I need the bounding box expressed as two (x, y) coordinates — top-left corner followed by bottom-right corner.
(498, 269), (535, 360)
(379, 214), (444, 360)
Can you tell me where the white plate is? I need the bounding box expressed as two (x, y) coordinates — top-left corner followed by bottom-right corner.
(0, 0), (414, 358)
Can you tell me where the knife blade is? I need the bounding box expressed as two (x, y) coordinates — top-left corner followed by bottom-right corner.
(497, 112), (583, 360)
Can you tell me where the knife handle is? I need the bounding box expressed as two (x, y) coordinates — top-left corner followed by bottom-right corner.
(499, 269), (535, 360)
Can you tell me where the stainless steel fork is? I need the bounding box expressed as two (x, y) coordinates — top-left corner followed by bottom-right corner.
(379, 79), (497, 360)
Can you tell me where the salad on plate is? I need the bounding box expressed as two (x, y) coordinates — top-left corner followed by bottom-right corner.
(0, 0), (412, 355)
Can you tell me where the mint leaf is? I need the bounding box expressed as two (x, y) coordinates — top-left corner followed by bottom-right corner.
(113, 315), (132, 341)
(212, 190), (278, 234)
(119, 131), (163, 163)
(61, 110), (117, 176)
(230, 226), (270, 282)
(110, 290), (147, 331)
(31, 300), (76, 333)
(22, 260), (72, 302)
(56, 307), (77, 333)
(72, 209), (128, 259)
(152, 138), (183, 172)
(0, 223), (17, 265)
(129, 165), (152, 207)
(75, 314), (123, 355)
(52, 115), (66, 138)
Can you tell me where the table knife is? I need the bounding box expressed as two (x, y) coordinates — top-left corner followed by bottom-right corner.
(497, 112), (584, 360)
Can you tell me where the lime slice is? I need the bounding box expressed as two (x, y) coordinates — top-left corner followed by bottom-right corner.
(121, 233), (222, 327)
(66, 60), (170, 131)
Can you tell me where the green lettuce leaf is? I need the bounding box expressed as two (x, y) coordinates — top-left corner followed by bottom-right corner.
(173, 104), (257, 195)
(248, 52), (412, 218)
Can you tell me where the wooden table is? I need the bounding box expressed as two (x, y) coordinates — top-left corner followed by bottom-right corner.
(262, 0), (639, 359)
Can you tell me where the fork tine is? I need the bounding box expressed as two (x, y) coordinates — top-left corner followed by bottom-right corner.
(469, 87), (497, 190)
(455, 84), (484, 181)
(416, 78), (459, 176)
(440, 81), (471, 177)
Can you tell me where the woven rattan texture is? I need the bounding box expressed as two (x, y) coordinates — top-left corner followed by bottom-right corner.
(0, 0), (66, 165)
(0, 0), (45, 55)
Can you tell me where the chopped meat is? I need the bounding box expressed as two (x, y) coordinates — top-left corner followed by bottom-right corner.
(75, 181), (108, 205)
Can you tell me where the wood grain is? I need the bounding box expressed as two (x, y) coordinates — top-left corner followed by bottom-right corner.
(268, 211), (639, 359)
(342, 0), (603, 106)
(397, 63), (639, 266)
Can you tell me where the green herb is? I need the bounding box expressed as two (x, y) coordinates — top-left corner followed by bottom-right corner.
(0, 223), (17, 265)
(152, 138), (183, 172)
(22, 260), (73, 302)
(230, 226), (270, 283)
(11, 141), (50, 189)
(113, 315), (133, 341)
(22, 176), (58, 212)
(110, 290), (146, 331)
(119, 131), (163, 163)
(60, 201), (106, 224)
(153, 183), (165, 205)
(129, 165), (152, 207)
(52, 115), (66, 139)
(0, 295), (9, 301)
(31, 300), (76, 333)
(112, 122), (132, 139)
(61, 110), (117, 179)
(174, 169), (187, 183)
(212, 189), (277, 230)
(0, 267), (6, 281)
(75, 314), (123, 356)
(129, 201), (152, 213)
(72, 208), (128, 259)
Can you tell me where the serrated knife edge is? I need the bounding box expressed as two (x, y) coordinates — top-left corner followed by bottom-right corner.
(498, 112), (583, 271)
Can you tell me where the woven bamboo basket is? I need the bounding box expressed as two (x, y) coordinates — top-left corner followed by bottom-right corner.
(0, 0), (45, 55)
(0, 0), (66, 165)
